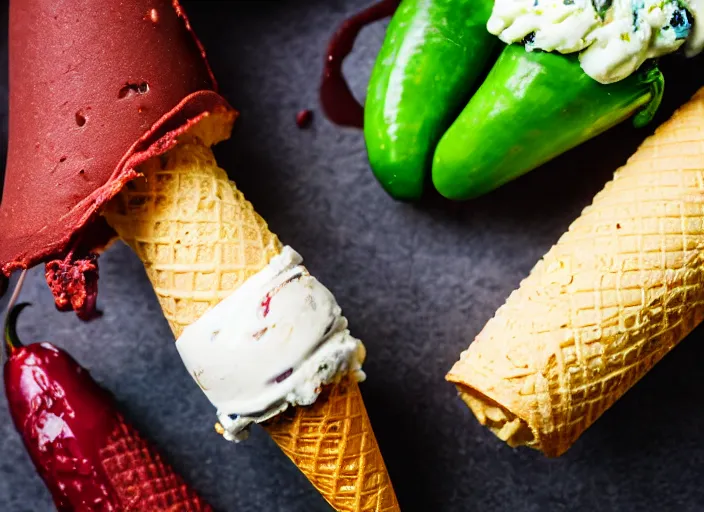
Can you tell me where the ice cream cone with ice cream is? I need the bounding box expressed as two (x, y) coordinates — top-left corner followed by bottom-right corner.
(0, 0), (398, 509)
(103, 134), (399, 511)
(447, 86), (704, 457)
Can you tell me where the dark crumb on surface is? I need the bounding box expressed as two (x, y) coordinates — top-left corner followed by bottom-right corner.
(296, 109), (313, 129)
(617, 223), (621, 229)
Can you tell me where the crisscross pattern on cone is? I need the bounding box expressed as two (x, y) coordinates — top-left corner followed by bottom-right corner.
(103, 140), (399, 511)
(267, 376), (398, 512)
(100, 414), (212, 511)
(104, 138), (282, 333)
(447, 87), (704, 457)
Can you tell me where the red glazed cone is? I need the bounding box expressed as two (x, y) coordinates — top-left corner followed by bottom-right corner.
(0, 0), (235, 280)
(100, 415), (212, 511)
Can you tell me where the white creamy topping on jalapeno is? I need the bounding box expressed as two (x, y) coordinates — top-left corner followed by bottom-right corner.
(488, 0), (702, 83)
(175, 246), (366, 442)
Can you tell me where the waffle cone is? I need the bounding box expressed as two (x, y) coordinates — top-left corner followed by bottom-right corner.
(447, 86), (704, 457)
(103, 140), (398, 511)
(100, 414), (212, 510)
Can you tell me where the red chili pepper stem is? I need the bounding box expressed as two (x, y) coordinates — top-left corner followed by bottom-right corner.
(4, 302), (29, 355)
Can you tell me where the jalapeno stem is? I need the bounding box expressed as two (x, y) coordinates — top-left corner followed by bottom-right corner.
(3, 269), (29, 356)
(4, 303), (29, 354)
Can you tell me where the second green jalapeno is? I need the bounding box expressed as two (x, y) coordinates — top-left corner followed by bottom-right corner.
(431, 45), (665, 200)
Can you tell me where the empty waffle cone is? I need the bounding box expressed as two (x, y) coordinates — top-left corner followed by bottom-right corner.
(103, 137), (399, 511)
(447, 86), (704, 457)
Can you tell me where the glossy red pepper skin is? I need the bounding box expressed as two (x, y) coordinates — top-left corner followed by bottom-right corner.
(4, 342), (212, 511)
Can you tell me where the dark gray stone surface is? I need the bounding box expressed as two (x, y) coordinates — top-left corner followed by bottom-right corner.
(2, 1), (704, 511)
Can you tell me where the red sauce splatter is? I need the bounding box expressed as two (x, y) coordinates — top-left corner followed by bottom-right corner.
(320, 0), (401, 128)
(260, 273), (307, 318)
(4, 343), (120, 511)
(296, 109), (313, 129)
(261, 294), (273, 318)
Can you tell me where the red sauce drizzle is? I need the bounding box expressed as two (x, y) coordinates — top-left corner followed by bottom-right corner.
(320, 0), (401, 128)
(4, 343), (121, 511)
(261, 295), (273, 318)
(296, 109), (314, 129)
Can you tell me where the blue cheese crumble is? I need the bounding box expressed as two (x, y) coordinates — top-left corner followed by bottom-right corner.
(488, 0), (703, 83)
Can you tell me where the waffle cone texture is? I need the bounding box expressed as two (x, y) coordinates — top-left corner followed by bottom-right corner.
(447, 86), (704, 457)
(103, 139), (399, 511)
(100, 414), (212, 511)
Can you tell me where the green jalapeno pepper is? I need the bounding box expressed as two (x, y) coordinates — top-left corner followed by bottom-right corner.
(362, 0), (666, 201)
(364, 0), (498, 200)
(431, 45), (664, 200)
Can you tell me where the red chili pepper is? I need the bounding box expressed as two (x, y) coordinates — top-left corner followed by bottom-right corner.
(3, 303), (212, 511)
